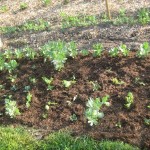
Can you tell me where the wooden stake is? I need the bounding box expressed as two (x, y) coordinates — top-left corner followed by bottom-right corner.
(105, 0), (111, 20)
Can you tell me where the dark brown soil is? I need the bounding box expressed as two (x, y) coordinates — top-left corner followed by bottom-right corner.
(0, 52), (150, 149)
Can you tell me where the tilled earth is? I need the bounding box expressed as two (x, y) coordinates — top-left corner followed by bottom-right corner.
(0, 52), (150, 149)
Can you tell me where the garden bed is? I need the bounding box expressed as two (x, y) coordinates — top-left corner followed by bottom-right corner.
(0, 44), (150, 149)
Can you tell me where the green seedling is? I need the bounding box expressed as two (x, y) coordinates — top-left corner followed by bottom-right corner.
(23, 86), (31, 92)
(109, 47), (119, 57)
(93, 43), (103, 57)
(42, 0), (51, 6)
(29, 77), (37, 84)
(23, 46), (36, 60)
(119, 44), (130, 56)
(0, 5), (9, 13)
(115, 121), (122, 128)
(0, 54), (5, 71)
(135, 77), (145, 86)
(20, 2), (28, 10)
(67, 41), (78, 58)
(124, 92), (134, 109)
(4, 60), (18, 73)
(111, 78), (124, 85)
(137, 8), (150, 25)
(0, 84), (5, 90)
(80, 49), (89, 56)
(147, 105), (150, 109)
(85, 95), (110, 126)
(7, 75), (17, 83)
(14, 49), (24, 59)
(70, 114), (77, 121)
(90, 81), (101, 91)
(5, 95), (20, 118)
(62, 76), (76, 88)
(45, 101), (58, 111)
(10, 85), (18, 91)
(26, 92), (32, 108)
(144, 118), (150, 126)
(137, 42), (150, 58)
(42, 113), (48, 119)
(42, 77), (54, 90)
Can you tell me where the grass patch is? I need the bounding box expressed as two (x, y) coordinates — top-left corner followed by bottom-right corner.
(0, 126), (139, 150)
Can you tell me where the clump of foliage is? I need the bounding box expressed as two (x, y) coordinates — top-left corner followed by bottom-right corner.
(137, 42), (150, 58)
(20, 2), (28, 10)
(42, 77), (54, 90)
(85, 95), (110, 126)
(124, 92), (134, 109)
(111, 78), (125, 85)
(92, 43), (103, 57)
(5, 95), (20, 118)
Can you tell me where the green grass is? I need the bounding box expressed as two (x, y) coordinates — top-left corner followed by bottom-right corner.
(0, 126), (139, 150)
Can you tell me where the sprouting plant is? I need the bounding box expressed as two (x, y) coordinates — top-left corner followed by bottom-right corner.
(144, 118), (150, 126)
(137, 42), (150, 58)
(135, 77), (145, 86)
(42, 77), (54, 90)
(23, 46), (37, 60)
(42, 0), (51, 6)
(14, 49), (24, 59)
(67, 41), (78, 58)
(29, 77), (37, 84)
(124, 92), (134, 109)
(115, 121), (122, 128)
(147, 105), (150, 109)
(70, 114), (77, 121)
(0, 5), (9, 13)
(4, 60), (18, 73)
(3, 49), (13, 59)
(80, 49), (89, 56)
(109, 47), (119, 57)
(7, 75), (17, 83)
(90, 81), (101, 91)
(119, 44), (130, 56)
(23, 86), (31, 92)
(20, 2), (28, 10)
(0, 84), (5, 90)
(45, 101), (57, 110)
(0, 54), (5, 71)
(62, 76), (76, 88)
(137, 8), (150, 25)
(26, 92), (32, 108)
(93, 43), (103, 57)
(111, 78), (125, 85)
(10, 85), (18, 91)
(85, 95), (110, 126)
(5, 95), (20, 118)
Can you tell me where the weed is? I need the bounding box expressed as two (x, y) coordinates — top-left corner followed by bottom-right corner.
(5, 95), (20, 118)
(135, 77), (145, 86)
(23, 46), (37, 60)
(85, 95), (110, 126)
(14, 49), (24, 59)
(7, 74), (17, 83)
(62, 76), (76, 88)
(124, 92), (134, 109)
(29, 77), (37, 84)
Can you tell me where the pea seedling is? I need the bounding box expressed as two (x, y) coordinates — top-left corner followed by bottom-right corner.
(124, 92), (134, 109)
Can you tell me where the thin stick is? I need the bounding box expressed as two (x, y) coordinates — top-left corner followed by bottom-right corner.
(105, 0), (111, 20)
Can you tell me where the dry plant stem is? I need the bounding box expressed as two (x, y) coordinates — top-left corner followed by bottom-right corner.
(105, 0), (111, 20)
